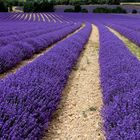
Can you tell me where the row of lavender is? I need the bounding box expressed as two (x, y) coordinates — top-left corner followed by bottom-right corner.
(0, 23), (91, 139)
(96, 14), (140, 47)
(0, 23), (70, 46)
(106, 23), (140, 47)
(0, 22), (67, 37)
(97, 22), (140, 140)
(0, 13), (70, 23)
(0, 20), (81, 73)
(103, 14), (140, 31)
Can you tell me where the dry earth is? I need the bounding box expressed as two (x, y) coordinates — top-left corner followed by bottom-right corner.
(43, 24), (105, 140)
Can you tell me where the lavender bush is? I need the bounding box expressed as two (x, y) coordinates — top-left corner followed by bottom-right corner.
(1, 12), (140, 140)
(0, 23), (68, 38)
(0, 24), (70, 47)
(0, 23), (91, 139)
(107, 23), (140, 47)
(97, 23), (140, 140)
(0, 23), (80, 73)
(0, 13), (69, 23)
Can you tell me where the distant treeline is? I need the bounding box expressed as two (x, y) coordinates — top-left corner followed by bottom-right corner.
(26, 0), (140, 5)
(0, 0), (140, 12)
(121, 0), (140, 2)
(1, 0), (140, 8)
(54, 0), (140, 4)
(27, 0), (121, 5)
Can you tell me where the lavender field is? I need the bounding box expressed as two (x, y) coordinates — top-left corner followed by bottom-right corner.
(0, 12), (140, 140)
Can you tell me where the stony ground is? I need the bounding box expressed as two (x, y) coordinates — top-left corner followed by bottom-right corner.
(43, 24), (105, 140)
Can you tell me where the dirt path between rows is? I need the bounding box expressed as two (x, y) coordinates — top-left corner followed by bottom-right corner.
(43, 24), (105, 140)
(107, 26), (140, 60)
(0, 24), (84, 79)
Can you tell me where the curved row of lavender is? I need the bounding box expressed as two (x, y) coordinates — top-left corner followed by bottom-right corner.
(110, 21), (140, 31)
(60, 13), (140, 39)
(103, 14), (140, 31)
(93, 14), (140, 47)
(106, 23), (140, 47)
(0, 24), (71, 46)
(0, 23), (91, 139)
(97, 23), (140, 140)
(0, 22), (61, 32)
(0, 22), (69, 37)
(0, 22), (81, 73)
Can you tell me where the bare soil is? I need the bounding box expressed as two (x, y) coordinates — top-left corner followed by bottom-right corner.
(43, 24), (105, 140)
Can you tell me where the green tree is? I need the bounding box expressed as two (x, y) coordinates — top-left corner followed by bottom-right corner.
(0, 0), (8, 12)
